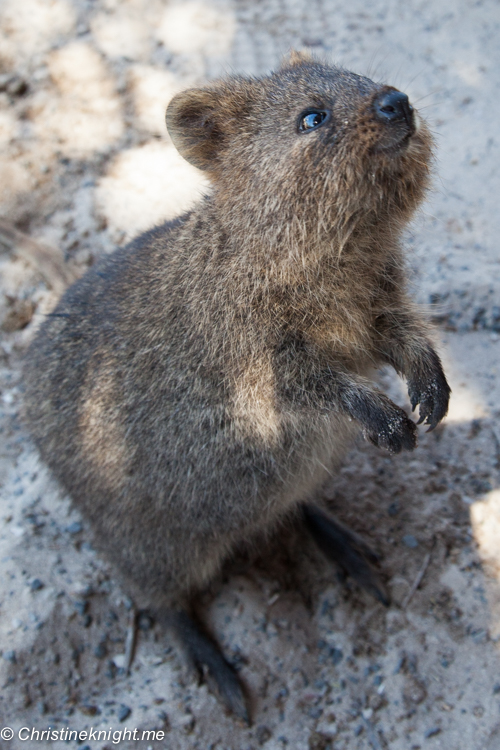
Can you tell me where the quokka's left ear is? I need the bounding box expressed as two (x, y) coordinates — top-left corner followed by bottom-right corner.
(166, 79), (253, 171)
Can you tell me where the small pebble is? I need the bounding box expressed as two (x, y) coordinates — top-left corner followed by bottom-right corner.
(256, 725), (272, 745)
(80, 704), (98, 716)
(308, 706), (323, 719)
(74, 599), (88, 615)
(402, 534), (418, 548)
(138, 613), (154, 631)
(493, 683), (500, 695)
(317, 640), (343, 665)
(67, 521), (83, 535)
(118, 704), (131, 722)
(7, 77), (28, 96)
(470, 477), (492, 494)
(94, 642), (107, 659)
(424, 727), (441, 739)
(157, 709), (169, 727)
(3, 650), (16, 663)
(180, 713), (195, 733)
(30, 578), (44, 591)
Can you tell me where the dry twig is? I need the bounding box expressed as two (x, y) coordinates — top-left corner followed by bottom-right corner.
(402, 542), (434, 610)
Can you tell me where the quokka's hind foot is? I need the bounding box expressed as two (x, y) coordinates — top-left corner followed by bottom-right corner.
(302, 503), (390, 606)
(160, 609), (250, 725)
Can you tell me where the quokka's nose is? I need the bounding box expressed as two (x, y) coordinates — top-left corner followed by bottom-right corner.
(373, 90), (414, 127)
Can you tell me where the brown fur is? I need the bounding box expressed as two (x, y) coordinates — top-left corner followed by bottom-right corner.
(24, 58), (449, 647)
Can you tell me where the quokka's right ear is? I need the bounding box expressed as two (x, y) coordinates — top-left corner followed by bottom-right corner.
(166, 88), (222, 170)
(280, 48), (314, 68)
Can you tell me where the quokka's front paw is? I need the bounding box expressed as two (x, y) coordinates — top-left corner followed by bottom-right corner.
(364, 399), (418, 454)
(408, 357), (451, 432)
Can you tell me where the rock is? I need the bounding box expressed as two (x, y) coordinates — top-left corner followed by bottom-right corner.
(402, 534), (418, 548)
(94, 641), (107, 658)
(179, 713), (195, 734)
(6, 77), (28, 96)
(424, 727), (441, 739)
(137, 613), (154, 631)
(118, 704), (131, 722)
(403, 676), (427, 706)
(317, 640), (343, 666)
(66, 521), (83, 534)
(74, 599), (88, 615)
(308, 731), (332, 750)
(80, 704), (99, 716)
(256, 725), (272, 745)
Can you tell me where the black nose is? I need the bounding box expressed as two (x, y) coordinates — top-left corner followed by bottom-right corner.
(373, 90), (414, 126)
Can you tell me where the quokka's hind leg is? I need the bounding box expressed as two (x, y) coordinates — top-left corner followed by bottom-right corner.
(302, 503), (390, 606)
(157, 608), (250, 724)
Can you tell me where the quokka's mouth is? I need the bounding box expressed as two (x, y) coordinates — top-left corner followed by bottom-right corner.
(373, 130), (414, 156)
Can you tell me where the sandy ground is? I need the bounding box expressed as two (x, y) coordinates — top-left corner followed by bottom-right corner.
(1, 0), (500, 748)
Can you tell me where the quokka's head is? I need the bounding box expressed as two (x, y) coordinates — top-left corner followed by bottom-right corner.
(166, 52), (434, 254)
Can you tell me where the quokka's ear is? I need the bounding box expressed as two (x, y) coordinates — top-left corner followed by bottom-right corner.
(166, 88), (223, 170)
(281, 48), (314, 68)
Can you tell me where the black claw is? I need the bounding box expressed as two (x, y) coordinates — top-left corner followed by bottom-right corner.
(365, 404), (417, 454)
(203, 665), (250, 725)
(407, 354), (451, 433)
(303, 505), (390, 606)
(164, 611), (251, 725)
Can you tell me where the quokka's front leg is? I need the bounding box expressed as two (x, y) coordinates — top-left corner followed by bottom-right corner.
(277, 343), (418, 452)
(374, 308), (451, 431)
(332, 373), (418, 453)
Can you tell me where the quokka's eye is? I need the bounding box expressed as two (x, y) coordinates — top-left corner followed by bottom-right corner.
(298, 110), (330, 133)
